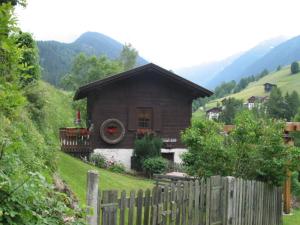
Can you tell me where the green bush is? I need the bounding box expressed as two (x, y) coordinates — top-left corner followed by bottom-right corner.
(182, 110), (300, 186)
(90, 153), (106, 168)
(0, 170), (85, 225)
(108, 163), (126, 173)
(133, 134), (163, 170)
(292, 172), (300, 198)
(134, 134), (162, 159)
(142, 157), (168, 177)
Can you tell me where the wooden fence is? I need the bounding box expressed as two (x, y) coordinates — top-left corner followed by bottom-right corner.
(86, 171), (282, 225)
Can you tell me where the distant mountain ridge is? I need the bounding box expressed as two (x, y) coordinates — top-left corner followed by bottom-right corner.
(178, 36), (300, 89)
(38, 32), (147, 86)
(206, 37), (286, 88)
(241, 35), (300, 76)
(175, 54), (240, 86)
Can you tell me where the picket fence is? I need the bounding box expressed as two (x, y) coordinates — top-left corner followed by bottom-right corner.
(86, 171), (282, 225)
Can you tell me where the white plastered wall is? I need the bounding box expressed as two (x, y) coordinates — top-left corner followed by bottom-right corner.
(93, 148), (187, 171)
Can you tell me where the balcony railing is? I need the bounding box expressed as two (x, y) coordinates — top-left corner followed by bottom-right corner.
(59, 128), (92, 156)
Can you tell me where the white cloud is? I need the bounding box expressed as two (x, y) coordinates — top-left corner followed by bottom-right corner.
(16, 0), (300, 69)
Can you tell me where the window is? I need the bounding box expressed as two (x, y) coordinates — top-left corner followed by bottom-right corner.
(137, 108), (153, 129)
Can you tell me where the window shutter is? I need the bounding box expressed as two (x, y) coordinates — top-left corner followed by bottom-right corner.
(128, 106), (136, 131)
(153, 106), (161, 131)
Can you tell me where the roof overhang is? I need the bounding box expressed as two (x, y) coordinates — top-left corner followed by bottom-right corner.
(74, 63), (213, 100)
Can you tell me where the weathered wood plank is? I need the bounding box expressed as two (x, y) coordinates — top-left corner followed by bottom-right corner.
(102, 190), (109, 225)
(175, 182), (182, 225)
(194, 180), (200, 225)
(128, 190), (135, 225)
(181, 181), (188, 225)
(188, 180), (194, 225)
(136, 189), (143, 225)
(119, 191), (126, 225)
(144, 189), (151, 225)
(151, 205), (157, 225)
(206, 177), (211, 225)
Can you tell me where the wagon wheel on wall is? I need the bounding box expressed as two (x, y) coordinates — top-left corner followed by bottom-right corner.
(100, 118), (125, 144)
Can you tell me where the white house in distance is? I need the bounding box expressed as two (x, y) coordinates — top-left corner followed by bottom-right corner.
(245, 96), (268, 110)
(206, 107), (222, 120)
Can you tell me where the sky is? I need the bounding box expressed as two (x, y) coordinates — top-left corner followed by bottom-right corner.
(16, 0), (300, 70)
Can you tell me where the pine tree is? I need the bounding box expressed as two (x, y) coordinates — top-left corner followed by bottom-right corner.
(291, 61), (299, 74)
(266, 87), (286, 119)
(219, 98), (243, 124)
(285, 91), (300, 120)
(119, 43), (138, 71)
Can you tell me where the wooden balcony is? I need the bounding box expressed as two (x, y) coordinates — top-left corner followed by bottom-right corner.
(59, 128), (92, 157)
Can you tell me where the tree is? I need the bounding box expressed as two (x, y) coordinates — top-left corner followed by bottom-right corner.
(291, 61), (299, 74)
(277, 65), (282, 71)
(181, 111), (300, 185)
(285, 91), (300, 120)
(0, 0), (26, 6)
(181, 119), (233, 177)
(219, 97), (243, 124)
(266, 87), (286, 119)
(60, 53), (122, 90)
(15, 31), (40, 85)
(119, 43), (138, 71)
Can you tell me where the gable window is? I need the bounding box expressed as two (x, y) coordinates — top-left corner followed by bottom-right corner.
(137, 108), (153, 129)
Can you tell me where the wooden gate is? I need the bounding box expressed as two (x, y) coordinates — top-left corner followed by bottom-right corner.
(86, 171), (282, 225)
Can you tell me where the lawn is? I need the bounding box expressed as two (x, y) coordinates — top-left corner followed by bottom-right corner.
(283, 209), (300, 225)
(57, 152), (153, 204)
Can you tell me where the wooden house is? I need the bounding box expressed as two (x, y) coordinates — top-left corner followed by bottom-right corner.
(206, 107), (222, 120)
(245, 96), (268, 110)
(70, 63), (212, 169)
(264, 83), (277, 92)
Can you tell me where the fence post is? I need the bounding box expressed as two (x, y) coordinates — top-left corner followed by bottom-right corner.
(223, 176), (235, 225)
(86, 170), (99, 225)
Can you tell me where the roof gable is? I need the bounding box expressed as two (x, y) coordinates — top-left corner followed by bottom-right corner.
(74, 63), (213, 100)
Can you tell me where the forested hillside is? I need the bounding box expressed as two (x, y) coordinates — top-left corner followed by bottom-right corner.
(38, 32), (147, 86)
(197, 63), (300, 112)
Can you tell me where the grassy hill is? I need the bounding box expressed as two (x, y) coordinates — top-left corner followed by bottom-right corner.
(197, 64), (300, 115)
(57, 152), (153, 204)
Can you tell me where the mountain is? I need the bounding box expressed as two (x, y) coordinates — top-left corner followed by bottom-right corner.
(241, 35), (300, 76)
(175, 54), (240, 86)
(205, 37), (287, 88)
(38, 32), (147, 86)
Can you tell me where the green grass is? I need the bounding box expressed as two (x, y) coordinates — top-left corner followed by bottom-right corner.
(197, 64), (300, 112)
(57, 152), (153, 204)
(283, 209), (300, 225)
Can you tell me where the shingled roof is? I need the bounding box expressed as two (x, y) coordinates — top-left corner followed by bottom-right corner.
(74, 63), (213, 100)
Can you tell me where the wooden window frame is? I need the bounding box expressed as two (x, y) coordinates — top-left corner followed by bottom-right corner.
(137, 107), (153, 129)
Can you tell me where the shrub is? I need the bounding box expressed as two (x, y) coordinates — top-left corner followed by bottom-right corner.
(108, 163), (126, 173)
(142, 157), (168, 178)
(134, 134), (162, 159)
(182, 110), (300, 186)
(90, 153), (106, 168)
(291, 61), (299, 74)
(292, 172), (300, 198)
(181, 118), (233, 177)
(133, 134), (163, 170)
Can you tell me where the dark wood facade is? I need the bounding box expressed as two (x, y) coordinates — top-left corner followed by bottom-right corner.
(75, 63), (212, 149)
